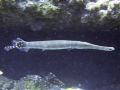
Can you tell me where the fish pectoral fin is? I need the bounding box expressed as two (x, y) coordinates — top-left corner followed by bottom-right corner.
(21, 48), (29, 52)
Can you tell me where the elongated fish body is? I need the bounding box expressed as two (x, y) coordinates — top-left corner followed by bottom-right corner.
(4, 38), (115, 52)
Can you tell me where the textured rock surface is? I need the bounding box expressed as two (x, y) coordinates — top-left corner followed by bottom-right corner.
(0, 72), (64, 90)
(0, 0), (120, 31)
(0, 72), (120, 90)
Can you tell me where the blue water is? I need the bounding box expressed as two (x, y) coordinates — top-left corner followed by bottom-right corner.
(0, 27), (120, 89)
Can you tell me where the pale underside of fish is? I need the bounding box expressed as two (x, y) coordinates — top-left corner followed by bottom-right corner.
(4, 38), (115, 52)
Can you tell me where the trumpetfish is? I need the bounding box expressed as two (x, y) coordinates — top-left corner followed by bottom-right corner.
(4, 38), (115, 52)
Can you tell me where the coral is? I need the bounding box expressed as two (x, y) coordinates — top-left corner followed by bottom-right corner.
(19, 1), (59, 18)
(0, 0), (120, 31)
(86, 0), (109, 11)
(0, 72), (64, 90)
(69, 0), (83, 5)
(22, 81), (41, 90)
(80, 0), (120, 29)
(36, 3), (59, 18)
(0, 0), (59, 29)
(64, 88), (83, 90)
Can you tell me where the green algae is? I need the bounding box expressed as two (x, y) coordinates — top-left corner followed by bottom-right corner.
(23, 81), (42, 90)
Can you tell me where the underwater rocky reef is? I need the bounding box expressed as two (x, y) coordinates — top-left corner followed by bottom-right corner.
(0, 0), (120, 31)
(0, 72), (84, 90)
(0, 72), (64, 90)
(1, 72), (120, 90)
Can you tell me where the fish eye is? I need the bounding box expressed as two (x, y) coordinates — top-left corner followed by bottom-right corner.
(109, 49), (112, 51)
(108, 47), (115, 51)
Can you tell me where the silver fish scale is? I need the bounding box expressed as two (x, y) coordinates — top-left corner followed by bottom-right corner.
(26, 40), (77, 50)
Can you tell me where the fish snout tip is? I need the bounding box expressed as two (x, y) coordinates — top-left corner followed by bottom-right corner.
(109, 47), (115, 51)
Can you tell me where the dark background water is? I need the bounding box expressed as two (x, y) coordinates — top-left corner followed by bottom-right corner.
(0, 26), (120, 89)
